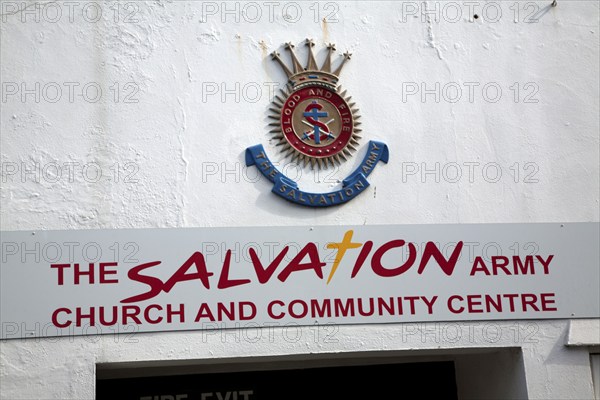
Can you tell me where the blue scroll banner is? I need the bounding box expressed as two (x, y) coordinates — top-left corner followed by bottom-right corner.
(245, 141), (389, 207)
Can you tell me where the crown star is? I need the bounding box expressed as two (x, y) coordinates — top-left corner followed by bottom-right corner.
(332, 51), (352, 76)
(285, 42), (304, 73)
(305, 38), (318, 71)
(321, 43), (336, 73)
(271, 51), (294, 77)
(271, 40), (351, 89)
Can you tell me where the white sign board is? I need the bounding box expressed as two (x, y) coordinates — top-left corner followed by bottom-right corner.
(1, 223), (598, 339)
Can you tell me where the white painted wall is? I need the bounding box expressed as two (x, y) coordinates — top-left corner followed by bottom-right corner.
(1, 1), (598, 399)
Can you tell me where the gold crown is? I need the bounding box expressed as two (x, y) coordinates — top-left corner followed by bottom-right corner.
(271, 39), (351, 90)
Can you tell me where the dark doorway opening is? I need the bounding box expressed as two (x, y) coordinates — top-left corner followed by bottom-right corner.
(97, 360), (457, 399)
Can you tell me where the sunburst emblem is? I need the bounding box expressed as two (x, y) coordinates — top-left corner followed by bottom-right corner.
(268, 39), (361, 169)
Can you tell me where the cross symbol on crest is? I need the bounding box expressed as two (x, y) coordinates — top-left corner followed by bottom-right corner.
(303, 101), (329, 144)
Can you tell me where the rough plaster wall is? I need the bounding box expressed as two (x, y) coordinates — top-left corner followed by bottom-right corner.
(1, 1), (599, 399)
(1, 1), (598, 228)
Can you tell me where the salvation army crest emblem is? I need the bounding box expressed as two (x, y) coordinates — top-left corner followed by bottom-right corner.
(269, 40), (359, 169)
(246, 39), (389, 207)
